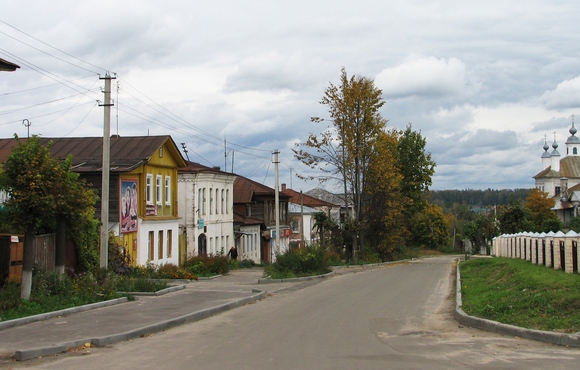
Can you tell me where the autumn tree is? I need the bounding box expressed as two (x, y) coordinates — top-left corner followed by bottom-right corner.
(363, 129), (406, 260)
(294, 67), (386, 261)
(523, 188), (560, 232)
(408, 203), (450, 250)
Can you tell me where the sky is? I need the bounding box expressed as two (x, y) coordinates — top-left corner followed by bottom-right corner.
(2, 0), (580, 192)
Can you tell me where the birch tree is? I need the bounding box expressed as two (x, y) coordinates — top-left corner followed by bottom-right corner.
(294, 67), (386, 261)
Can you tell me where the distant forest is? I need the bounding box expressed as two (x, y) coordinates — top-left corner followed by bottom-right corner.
(429, 188), (532, 207)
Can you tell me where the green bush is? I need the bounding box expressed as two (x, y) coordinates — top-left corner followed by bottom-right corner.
(264, 246), (331, 279)
(183, 254), (230, 276)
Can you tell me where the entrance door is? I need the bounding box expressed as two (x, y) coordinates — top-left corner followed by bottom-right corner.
(198, 234), (207, 256)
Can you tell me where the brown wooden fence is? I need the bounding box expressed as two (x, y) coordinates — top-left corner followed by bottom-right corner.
(1, 233), (57, 284)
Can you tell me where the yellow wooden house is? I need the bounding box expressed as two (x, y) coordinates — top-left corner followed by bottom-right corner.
(0, 135), (187, 267)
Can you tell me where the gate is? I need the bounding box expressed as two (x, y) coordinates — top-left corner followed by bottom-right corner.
(542, 240), (546, 266)
(573, 241), (578, 273)
(560, 240), (566, 271)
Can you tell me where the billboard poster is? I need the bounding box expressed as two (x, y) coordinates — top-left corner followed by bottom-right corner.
(120, 179), (138, 233)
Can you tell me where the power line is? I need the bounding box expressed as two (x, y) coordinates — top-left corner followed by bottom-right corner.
(0, 20), (104, 73)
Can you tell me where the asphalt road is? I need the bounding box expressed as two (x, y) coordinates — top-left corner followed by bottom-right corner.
(8, 256), (580, 369)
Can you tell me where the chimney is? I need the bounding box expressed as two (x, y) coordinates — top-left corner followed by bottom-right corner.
(281, 183), (286, 192)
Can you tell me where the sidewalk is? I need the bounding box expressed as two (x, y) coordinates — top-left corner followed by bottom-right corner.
(0, 268), (310, 361)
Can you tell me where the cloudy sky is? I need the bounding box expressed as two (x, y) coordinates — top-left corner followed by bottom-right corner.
(2, 0), (580, 192)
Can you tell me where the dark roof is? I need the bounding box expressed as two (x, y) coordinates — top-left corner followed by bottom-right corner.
(0, 58), (20, 72)
(179, 161), (231, 175)
(233, 175), (290, 204)
(0, 136), (186, 172)
(281, 186), (337, 208)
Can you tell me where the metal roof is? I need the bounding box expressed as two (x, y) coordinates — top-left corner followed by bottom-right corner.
(0, 58), (20, 71)
(0, 135), (186, 172)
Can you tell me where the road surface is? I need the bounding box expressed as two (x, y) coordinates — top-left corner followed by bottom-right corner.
(9, 256), (580, 369)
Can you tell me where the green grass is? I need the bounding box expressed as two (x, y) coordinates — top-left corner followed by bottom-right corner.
(460, 257), (580, 333)
(0, 270), (168, 322)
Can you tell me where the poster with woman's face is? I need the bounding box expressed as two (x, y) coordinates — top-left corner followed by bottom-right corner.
(120, 179), (138, 233)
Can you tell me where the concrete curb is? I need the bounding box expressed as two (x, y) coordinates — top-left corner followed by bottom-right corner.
(258, 271), (335, 284)
(118, 284), (186, 296)
(0, 297), (129, 331)
(331, 259), (411, 270)
(13, 289), (267, 361)
(455, 260), (580, 347)
(257, 259), (413, 284)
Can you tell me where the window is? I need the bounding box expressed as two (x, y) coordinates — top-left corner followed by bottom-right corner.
(148, 231), (154, 260)
(209, 188), (213, 215)
(215, 188), (220, 214)
(158, 230), (164, 259)
(226, 190), (229, 214)
(167, 230), (173, 258)
(202, 188), (206, 215)
(555, 186), (561, 196)
(574, 148), (578, 155)
(221, 189), (225, 214)
(291, 219), (300, 233)
(165, 176), (171, 205)
(159, 147), (163, 157)
(156, 175), (162, 205)
(146, 174), (153, 204)
(198, 188), (202, 216)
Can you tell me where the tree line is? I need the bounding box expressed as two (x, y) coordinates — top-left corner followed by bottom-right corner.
(429, 188), (531, 208)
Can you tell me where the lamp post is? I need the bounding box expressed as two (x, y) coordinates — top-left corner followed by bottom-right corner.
(22, 119), (30, 138)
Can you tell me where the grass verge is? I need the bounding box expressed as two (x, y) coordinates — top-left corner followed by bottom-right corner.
(460, 257), (580, 333)
(0, 271), (168, 322)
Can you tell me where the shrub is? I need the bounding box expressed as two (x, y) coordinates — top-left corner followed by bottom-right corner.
(264, 246), (331, 279)
(183, 254), (230, 276)
(157, 263), (198, 280)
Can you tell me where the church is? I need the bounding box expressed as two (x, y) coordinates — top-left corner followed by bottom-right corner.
(534, 120), (580, 224)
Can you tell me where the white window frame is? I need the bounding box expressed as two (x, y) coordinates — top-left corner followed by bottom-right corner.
(164, 175), (171, 205)
(156, 175), (162, 205)
(146, 174), (153, 205)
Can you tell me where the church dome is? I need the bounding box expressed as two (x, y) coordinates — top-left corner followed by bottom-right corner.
(566, 121), (580, 144)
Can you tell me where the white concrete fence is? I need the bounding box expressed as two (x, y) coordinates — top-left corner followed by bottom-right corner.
(492, 231), (580, 274)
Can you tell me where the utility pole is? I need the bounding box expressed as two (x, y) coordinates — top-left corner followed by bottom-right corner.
(224, 136), (228, 172)
(181, 143), (190, 161)
(274, 150), (280, 257)
(99, 72), (115, 269)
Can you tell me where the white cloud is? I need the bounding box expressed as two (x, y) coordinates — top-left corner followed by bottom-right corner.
(541, 76), (580, 109)
(375, 56), (469, 99)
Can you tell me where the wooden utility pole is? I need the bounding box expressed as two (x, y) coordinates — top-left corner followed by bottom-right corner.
(99, 72), (115, 268)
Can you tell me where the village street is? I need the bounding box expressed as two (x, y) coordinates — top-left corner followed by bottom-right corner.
(10, 256), (580, 369)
